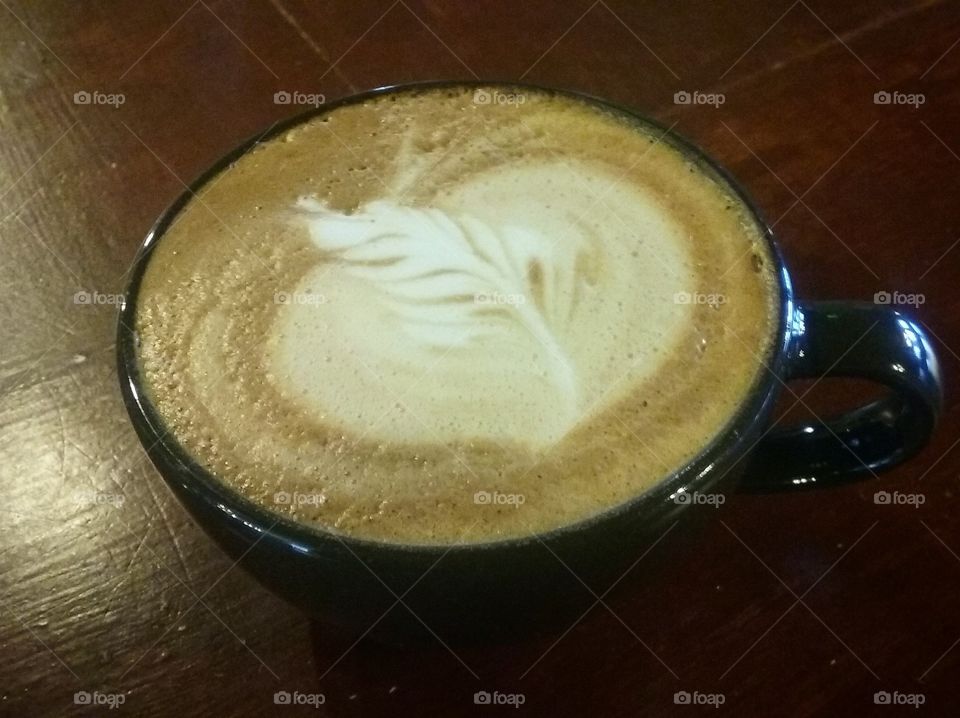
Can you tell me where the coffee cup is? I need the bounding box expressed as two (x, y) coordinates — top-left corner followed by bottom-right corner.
(117, 82), (942, 641)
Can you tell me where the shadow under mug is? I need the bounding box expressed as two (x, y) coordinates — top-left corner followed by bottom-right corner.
(117, 81), (943, 643)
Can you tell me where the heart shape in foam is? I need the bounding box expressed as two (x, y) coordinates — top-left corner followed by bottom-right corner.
(268, 159), (695, 449)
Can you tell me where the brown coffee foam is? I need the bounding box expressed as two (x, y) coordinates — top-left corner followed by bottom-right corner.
(135, 86), (778, 544)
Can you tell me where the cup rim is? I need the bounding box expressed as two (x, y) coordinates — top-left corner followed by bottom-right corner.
(117, 79), (794, 554)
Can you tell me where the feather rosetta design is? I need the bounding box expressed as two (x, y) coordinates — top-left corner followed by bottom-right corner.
(296, 198), (584, 404)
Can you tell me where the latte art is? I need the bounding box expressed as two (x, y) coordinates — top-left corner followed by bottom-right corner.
(135, 86), (777, 543)
(274, 157), (694, 449)
(283, 199), (584, 447)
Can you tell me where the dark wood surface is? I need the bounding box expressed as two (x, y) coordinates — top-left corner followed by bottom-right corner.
(2, 1), (959, 716)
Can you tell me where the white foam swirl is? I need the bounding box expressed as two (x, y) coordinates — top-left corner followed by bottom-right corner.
(297, 198), (581, 403)
(268, 160), (695, 448)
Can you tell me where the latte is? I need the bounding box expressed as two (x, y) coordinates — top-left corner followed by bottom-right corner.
(135, 85), (778, 544)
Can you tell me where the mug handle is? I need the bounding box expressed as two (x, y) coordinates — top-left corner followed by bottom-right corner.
(741, 300), (943, 490)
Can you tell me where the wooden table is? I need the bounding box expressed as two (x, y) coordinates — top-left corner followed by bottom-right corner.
(2, 1), (958, 715)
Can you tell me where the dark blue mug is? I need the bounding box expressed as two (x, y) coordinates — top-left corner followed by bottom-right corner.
(117, 82), (942, 642)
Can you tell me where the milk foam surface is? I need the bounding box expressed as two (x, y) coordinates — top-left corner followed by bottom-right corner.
(135, 86), (778, 544)
(273, 157), (693, 448)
